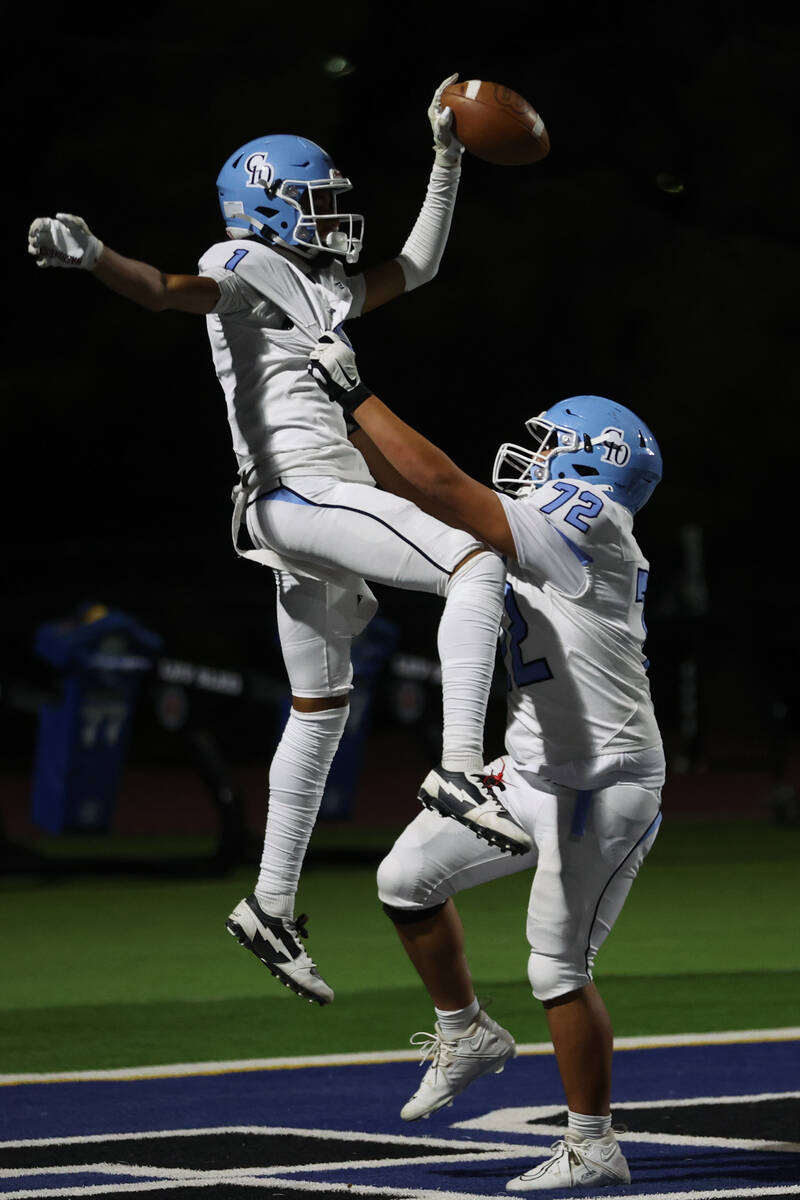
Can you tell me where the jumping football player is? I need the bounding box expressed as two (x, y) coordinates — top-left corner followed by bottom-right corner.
(309, 332), (665, 1191)
(27, 76), (531, 1008)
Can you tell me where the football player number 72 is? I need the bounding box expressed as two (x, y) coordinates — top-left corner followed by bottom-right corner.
(502, 572), (651, 690)
(501, 486), (651, 687)
(539, 481), (603, 532)
(501, 482), (604, 687)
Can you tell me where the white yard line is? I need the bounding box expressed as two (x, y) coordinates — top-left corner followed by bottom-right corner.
(1, 1027), (798, 1086)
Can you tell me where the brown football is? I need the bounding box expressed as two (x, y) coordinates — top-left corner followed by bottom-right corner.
(441, 79), (550, 166)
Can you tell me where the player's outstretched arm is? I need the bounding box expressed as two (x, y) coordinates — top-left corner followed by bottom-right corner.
(28, 214), (219, 314)
(361, 74), (464, 314)
(309, 333), (515, 557)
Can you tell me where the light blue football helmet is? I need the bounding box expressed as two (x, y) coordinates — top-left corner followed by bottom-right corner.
(216, 134), (364, 263)
(493, 395), (662, 513)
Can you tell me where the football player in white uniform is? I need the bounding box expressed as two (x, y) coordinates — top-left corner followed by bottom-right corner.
(308, 333), (664, 1191)
(26, 77), (531, 1009)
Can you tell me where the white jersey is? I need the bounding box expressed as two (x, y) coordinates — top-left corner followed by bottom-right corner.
(198, 239), (373, 490)
(497, 479), (662, 770)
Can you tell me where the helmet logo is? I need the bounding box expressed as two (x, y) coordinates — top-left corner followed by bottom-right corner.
(244, 152), (275, 189)
(599, 427), (631, 468)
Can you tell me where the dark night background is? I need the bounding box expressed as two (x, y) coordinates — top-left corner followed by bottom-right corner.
(3, 4), (798, 802)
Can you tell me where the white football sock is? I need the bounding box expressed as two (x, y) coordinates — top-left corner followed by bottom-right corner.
(255, 704), (349, 916)
(567, 1110), (613, 1140)
(435, 997), (481, 1040)
(438, 550), (506, 772)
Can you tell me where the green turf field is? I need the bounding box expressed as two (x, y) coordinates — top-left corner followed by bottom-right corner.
(2, 818), (798, 1074)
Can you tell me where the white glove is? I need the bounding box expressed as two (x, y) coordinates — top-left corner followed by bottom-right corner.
(308, 332), (372, 416)
(429, 73), (464, 169)
(27, 213), (104, 270)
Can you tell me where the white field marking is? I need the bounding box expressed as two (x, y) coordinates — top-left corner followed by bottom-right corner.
(455, 1092), (800, 1153)
(260, 1187), (800, 1200)
(2, 1027), (797, 1087)
(0, 1124), (532, 1152)
(456, 1090), (800, 1128)
(0, 1154), (537, 1182)
(3, 1178), (800, 1199)
(0, 1184), (275, 1198)
(0, 1164), (213, 1179)
(231, 1148), (535, 1176)
(457, 1090), (800, 1122)
(455, 1116), (800, 1154)
(606, 1028), (800, 1051)
(0, 1148), (536, 1183)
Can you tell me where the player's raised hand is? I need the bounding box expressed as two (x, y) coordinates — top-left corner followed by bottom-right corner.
(429, 74), (464, 169)
(28, 213), (104, 269)
(308, 333), (373, 415)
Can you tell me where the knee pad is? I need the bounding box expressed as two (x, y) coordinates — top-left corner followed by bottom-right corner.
(377, 843), (449, 912)
(376, 847), (418, 910)
(527, 950), (591, 1003)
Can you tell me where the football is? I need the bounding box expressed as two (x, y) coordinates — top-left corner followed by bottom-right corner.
(441, 79), (550, 166)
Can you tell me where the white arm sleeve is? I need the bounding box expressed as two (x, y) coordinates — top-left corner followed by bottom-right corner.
(394, 163), (461, 292)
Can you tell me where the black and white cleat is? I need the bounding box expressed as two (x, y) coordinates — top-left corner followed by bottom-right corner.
(226, 894), (334, 1005)
(418, 766), (532, 855)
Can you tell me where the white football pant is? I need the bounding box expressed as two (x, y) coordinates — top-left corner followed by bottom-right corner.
(377, 755), (662, 1001)
(245, 477), (507, 915)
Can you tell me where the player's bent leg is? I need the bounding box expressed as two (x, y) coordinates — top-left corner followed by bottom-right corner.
(257, 698), (350, 914)
(226, 572), (357, 1005)
(506, 983), (629, 1193)
(508, 780), (660, 1189)
(378, 808), (530, 1119)
(377, 803), (533, 912)
(225, 696), (345, 1003)
(399, 1004), (518, 1122)
(226, 694), (345, 1005)
(541, 983), (613, 1115)
(437, 548), (506, 772)
(381, 899), (518, 1121)
(251, 486), (523, 848)
(419, 553), (532, 855)
(382, 898), (473, 1013)
(524, 781), (662, 1006)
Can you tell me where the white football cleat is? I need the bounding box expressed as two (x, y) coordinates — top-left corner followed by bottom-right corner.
(506, 1131), (631, 1191)
(226, 894), (334, 1005)
(418, 766), (532, 855)
(400, 1009), (517, 1121)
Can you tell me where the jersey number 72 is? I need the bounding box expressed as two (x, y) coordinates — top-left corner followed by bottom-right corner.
(500, 584), (553, 689)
